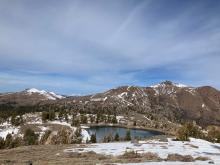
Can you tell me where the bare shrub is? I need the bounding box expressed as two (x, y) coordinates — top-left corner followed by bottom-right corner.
(195, 156), (210, 161)
(166, 154), (194, 162)
(40, 130), (52, 144)
(142, 152), (162, 161)
(120, 150), (140, 158)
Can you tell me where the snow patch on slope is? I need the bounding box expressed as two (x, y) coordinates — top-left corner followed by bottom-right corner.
(49, 92), (64, 99)
(150, 82), (188, 88)
(174, 83), (188, 88)
(26, 88), (64, 100)
(0, 126), (19, 139)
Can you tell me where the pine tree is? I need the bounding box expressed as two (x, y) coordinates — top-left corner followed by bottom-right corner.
(23, 128), (38, 145)
(90, 134), (97, 143)
(86, 138), (89, 144)
(107, 115), (112, 123)
(133, 121), (137, 126)
(80, 114), (87, 124)
(11, 114), (23, 126)
(89, 115), (95, 123)
(42, 111), (48, 122)
(96, 113), (100, 123)
(10, 137), (22, 148)
(64, 113), (69, 122)
(125, 130), (131, 141)
(114, 132), (120, 141)
(58, 111), (64, 121)
(75, 127), (82, 138)
(71, 118), (80, 127)
(5, 133), (13, 148)
(112, 115), (117, 124)
(48, 110), (55, 121)
(0, 137), (5, 149)
(107, 134), (113, 142)
(73, 127), (82, 144)
(176, 123), (203, 141)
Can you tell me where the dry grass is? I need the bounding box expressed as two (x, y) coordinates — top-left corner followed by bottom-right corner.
(142, 152), (162, 161)
(119, 150), (141, 159)
(166, 154), (194, 162)
(0, 145), (162, 165)
(195, 156), (210, 161)
(0, 144), (210, 165)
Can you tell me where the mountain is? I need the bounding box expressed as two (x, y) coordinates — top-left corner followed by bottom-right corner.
(0, 88), (65, 105)
(64, 81), (220, 127)
(0, 81), (220, 127)
(25, 88), (65, 100)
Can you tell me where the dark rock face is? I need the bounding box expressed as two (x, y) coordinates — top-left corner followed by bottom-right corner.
(1, 81), (220, 127)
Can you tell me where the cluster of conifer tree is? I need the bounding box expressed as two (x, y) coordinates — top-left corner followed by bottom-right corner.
(0, 128), (38, 149)
(176, 122), (220, 143)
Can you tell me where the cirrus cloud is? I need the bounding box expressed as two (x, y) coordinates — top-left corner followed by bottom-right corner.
(0, 0), (220, 94)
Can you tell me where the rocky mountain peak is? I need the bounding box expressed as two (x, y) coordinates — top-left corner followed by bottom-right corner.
(24, 88), (65, 100)
(151, 81), (188, 88)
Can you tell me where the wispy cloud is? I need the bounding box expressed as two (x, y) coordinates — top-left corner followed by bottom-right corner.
(0, 0), (220, 94)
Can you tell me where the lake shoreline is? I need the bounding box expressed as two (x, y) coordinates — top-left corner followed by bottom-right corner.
(82, 123), (168, 135)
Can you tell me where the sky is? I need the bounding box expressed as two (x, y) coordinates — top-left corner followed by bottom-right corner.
(0, 0), (220, 95)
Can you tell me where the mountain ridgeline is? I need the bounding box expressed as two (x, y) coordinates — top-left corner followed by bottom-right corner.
(1, 81), (220, 128)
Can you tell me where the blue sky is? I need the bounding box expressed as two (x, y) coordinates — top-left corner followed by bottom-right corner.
(0, 0), (220, 95)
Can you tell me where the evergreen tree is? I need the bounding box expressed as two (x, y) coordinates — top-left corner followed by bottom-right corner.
(207, 126), (220, 143)
(0, 137), (5, 149)
(64, 113), (69, 122)
(11, 115), (23, 126)
(71, 118), (80, 127)
(58, 111), (64, 121)
(107, 115), (112, 123)
(42, 111), (48, 122)
(125, 130), (131, 141)
(23, 128), (38, 145)
(90, 134), (97, 143)
(114, 132), (120, 141)
(107, 134), (113, 142)
(10, 137), (22, 148)
(80, 114), (87, 124)
(112, 115), (117, 124)
(103, 115), (107, 123)
(96, 113), (100, 123)
(73, 127), (82, 143)
(5, 133), (13, 148)
(75, 127), (82, 138)
(48, 110), (55, 121)
(100, 114), (105, 122)
(133, 120), (137, 126)
(176, 122), (203, 141)
(89, 115), (95, 123)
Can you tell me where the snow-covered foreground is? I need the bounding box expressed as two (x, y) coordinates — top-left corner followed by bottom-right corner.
(65, 138), (220, 164)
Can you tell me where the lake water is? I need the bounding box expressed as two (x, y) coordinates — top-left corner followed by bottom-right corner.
(86, 126), (164, 142)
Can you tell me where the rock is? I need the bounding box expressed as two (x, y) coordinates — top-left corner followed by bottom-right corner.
(208, 160), (215, 164)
